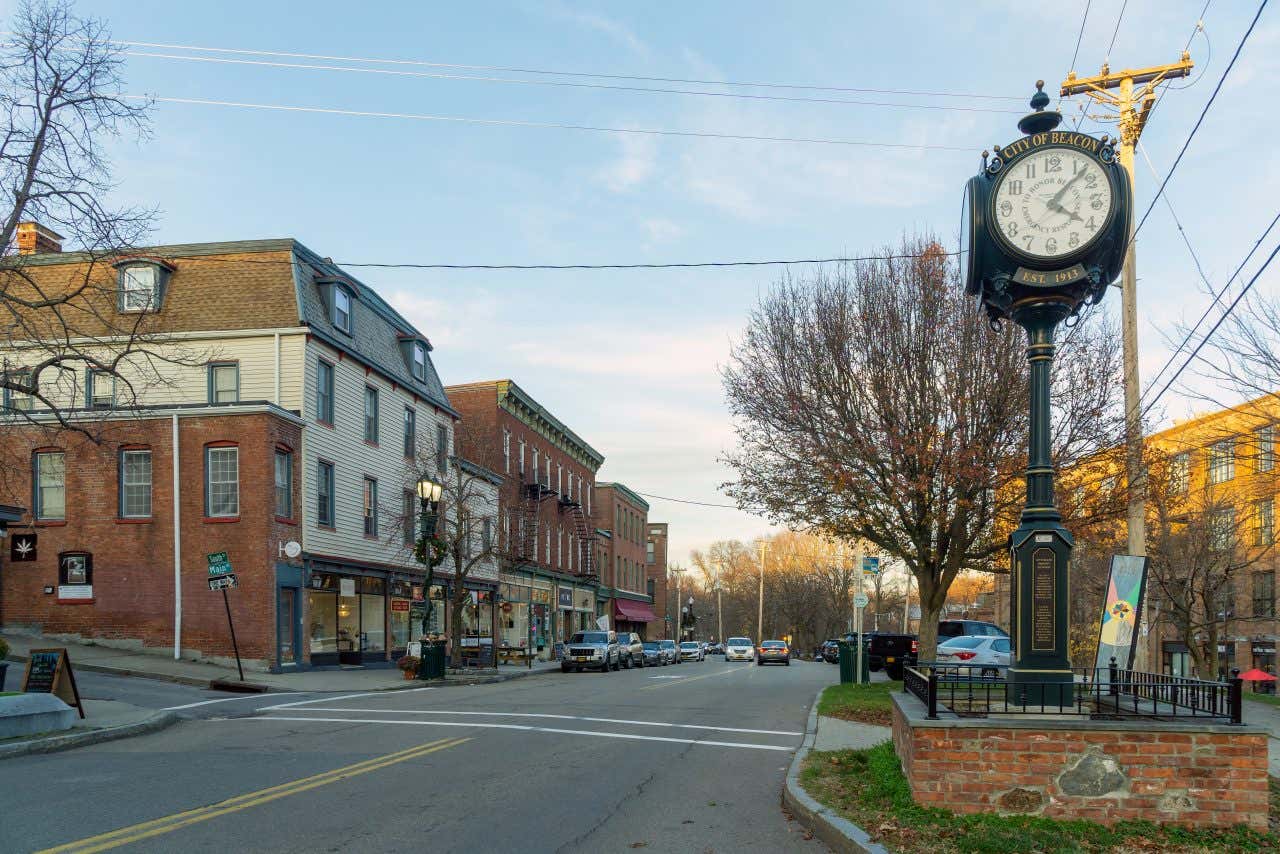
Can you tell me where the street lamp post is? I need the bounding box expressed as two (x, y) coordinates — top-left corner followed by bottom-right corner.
(415, 475), (444, 680)
(671, 567), (686, 643)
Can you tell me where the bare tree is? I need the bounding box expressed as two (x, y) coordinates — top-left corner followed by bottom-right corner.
(722, 236), (1123, 659)
(0, 2), (196, 489)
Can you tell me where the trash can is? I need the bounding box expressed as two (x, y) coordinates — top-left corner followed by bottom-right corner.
(418, 640), (447, 680)
(838, 641), (854, 684)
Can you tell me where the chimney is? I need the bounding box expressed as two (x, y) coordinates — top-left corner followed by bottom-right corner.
(16, 221), (63, 255)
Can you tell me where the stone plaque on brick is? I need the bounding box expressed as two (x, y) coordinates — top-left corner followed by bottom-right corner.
(1031, 547), (1055, 652)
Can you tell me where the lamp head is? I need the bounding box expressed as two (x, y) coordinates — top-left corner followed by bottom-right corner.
(417, 477), (443, 503)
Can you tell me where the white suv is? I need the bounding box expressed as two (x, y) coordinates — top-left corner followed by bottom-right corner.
(725, 636), (754, 662)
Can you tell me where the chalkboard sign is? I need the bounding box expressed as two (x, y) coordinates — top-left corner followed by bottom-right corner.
(21, 647), (84, 718)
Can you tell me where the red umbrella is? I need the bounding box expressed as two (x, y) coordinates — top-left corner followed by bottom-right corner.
(1238, 668), (1277, 681)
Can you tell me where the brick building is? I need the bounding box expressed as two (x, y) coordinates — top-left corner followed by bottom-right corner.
(594, 483), (658, 638)
(645, 522), (670, 638)
(446, 380), (605, 659)
(0, 232), (471, 671)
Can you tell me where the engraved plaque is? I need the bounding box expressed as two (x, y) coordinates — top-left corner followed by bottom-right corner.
(1031, 547), (1055, 652)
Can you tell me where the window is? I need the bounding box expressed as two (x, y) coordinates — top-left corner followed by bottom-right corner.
(436, 423), (448, 473)
(316, 359), (334, 424)
(1209, 507), (1235, 551)
(557, 525), (563, 568)
(208, 363), (239, 404)
(503, 429), (511, 473)
(519, 439), (526, 475)
(411, 343), (426, 381)
(532, 448), (539, 481)
(59, 552), (92, 587)
(363, 477), (378, 537)
(1170, 452), (1190, 494)
(274, 449), (292, 519)
(483, 518), (493, 552)
(557, 465), (563, 496)
(363, 386), (379, 444)
(1257, 498), (1275, 547)
(204, 445), (239, 518)
(1254, 571), (1276, 618)
(88, 369), (114, 408)
(403, 490), (416, 546)
(317, 461), (335, 527)
(586, 483), (592, 516)
(647, 540), (655, 564)
(334, 286), (352, 333)
(1208, 439), (1235, 484)
(5, 368), (33, 411)
(34, 451), (65, 520)
(1259, 426), (1275, 473)
(545, 457), (551, 488)
(118, 264), (163, 312)
(120, 449), (152, 518)
(568, 532), (574, 571)
(403, 407), (416, 458)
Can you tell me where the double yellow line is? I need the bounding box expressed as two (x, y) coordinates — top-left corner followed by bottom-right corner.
(37, 737), (469, 854)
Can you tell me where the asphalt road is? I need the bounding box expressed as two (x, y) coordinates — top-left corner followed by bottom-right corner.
(3, 657), (836, 853)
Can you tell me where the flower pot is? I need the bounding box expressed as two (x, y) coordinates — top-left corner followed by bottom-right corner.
(402, 670), (417, 680)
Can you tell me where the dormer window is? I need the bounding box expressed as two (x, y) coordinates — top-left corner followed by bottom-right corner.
(115, 260), (170, 313)
(412, 342), (426, 381)
(334, 286), (352, 334)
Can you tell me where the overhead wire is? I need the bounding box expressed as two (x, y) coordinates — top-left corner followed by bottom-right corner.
(130, 95), (976, 152)
(1105, 0), (1130, 64)
(101, 36), (1026, 101)
(123, 51), (1024, 115)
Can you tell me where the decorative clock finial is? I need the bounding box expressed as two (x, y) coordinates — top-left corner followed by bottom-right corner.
(1017, 79), (1062, 135)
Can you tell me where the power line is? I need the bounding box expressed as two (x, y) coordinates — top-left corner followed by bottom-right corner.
(1126, 0), (1267, 252)
(635, 492), (741, 509)
(1069, 0), (1093, 73)
(104, 36), (1026, 102)
(124, 50), (1024, 115)
(132, 95), (976, 151)
(1106, 0), (1130, 63)
(1139, 236), (1280, 420)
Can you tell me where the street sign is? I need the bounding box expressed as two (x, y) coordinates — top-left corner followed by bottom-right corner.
(208, 573), (238, 591)
(207, 551), (233, 577)
(861, 556), (880, 576)
(854, 592), (869, 608)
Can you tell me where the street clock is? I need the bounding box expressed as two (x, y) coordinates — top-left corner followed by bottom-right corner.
(963, 82), (1131, 324)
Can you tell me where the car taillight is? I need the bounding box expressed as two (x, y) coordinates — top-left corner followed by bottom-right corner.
(911, 640), (919, 653)
(953, 651), (977, 661)
(781, 648), (789, 655)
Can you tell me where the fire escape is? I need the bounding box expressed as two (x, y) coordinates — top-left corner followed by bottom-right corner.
(559, 490), (597, 581)
(508, 461), (597, 581)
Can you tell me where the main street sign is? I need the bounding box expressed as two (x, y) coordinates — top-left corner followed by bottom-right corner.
(207, 551), (233, 577)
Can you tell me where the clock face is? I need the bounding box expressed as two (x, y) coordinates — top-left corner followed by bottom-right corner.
(991, 146), (1113, 262)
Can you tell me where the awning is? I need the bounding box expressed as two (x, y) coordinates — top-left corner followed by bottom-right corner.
(614, 599), (658, 623)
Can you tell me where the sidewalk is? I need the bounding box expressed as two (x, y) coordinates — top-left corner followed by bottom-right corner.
(1, 631), (562, 693)
(1242, 695), (1280, 776)
(782, 693), (892, 854)
(0, 698), (176, 761)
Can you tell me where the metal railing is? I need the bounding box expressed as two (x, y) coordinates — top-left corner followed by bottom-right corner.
(903, 658), (1243, 724)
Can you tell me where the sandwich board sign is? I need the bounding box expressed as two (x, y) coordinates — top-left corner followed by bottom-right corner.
(21, 647), (84, 718)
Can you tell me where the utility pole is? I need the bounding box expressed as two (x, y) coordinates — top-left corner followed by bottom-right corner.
(671, 567), (686, 643)
(1062, 52), (1193, 671)
(757, 542), (767, 642)
(713, 567), (724, 645)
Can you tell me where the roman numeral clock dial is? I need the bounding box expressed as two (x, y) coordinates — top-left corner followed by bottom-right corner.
(992, 146), (1113, 261)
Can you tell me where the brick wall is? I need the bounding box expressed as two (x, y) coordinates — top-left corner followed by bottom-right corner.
(0, 411), (302, 668)
(890, 694), (1269, 830)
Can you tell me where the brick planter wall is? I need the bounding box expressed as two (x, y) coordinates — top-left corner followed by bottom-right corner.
(891, 692), (1269, 830)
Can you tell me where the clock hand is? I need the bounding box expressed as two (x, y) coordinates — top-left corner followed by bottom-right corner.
(1047, 169), (1087, 208)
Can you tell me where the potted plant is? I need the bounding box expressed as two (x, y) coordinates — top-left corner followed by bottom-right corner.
(397, 655), (420, 680)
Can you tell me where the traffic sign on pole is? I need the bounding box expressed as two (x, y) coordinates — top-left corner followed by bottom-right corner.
(207, 551), (233, 578)
(854, 592), (869, 608)
(861, 556), (880, 576)
(208, 573), (238, 591)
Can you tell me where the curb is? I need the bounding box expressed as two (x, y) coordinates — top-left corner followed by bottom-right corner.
(412, 665), (564, 688)
(6, 653), (216, 690)
(782, 690), (891, 854)
(0, 710), (179, 761)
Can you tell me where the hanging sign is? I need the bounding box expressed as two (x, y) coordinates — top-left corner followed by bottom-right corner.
(1094, 554), (1149, 672)
(10, 533), (36, 562)
(21, 647), (84, 718)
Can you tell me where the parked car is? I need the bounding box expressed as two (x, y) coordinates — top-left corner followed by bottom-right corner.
(864, 621), (1009, 679)
(938, 620), (1008, 642)
(820, 639), (840, 663)
(936, 635), (1012, 677)
(641, 641), (668, 666)
(678, 641), (704, 662)
(725, 636), (754, 662)
(659, 638), (680, 664)
(562, 631), (620, 673)
(616, 632), (644, 669)
(757, 640), (790, 665)
(707, 642), (724, 655)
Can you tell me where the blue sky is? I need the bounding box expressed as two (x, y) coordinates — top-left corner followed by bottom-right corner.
(26, 1), (1280, 564)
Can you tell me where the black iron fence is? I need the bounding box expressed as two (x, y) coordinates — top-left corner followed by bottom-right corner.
(903, 658), (1243, 724)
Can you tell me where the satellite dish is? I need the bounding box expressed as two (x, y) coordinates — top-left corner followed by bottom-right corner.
(283, 541), (302, 559)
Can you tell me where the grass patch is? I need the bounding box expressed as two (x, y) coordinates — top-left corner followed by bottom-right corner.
(800, 741), (1280, 853)
(0, 692), (18, 697)
(1244, 692), (1280, 708)
(816, 681), (899, 726)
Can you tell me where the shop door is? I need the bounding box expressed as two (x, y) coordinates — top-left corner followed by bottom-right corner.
(339, 590), (362, 665)
(277, 588), (299, 667)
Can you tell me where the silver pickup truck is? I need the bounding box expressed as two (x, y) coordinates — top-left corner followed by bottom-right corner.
(561, 630), (621, 673)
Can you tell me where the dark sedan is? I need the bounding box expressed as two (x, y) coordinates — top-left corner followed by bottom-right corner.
(641, 641), (669, 666)
(757, 640), (790, 666)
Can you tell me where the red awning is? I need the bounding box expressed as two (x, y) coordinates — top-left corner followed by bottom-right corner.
(614, 599), (658, 623)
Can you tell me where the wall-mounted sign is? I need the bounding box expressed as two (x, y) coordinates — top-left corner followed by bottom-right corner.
(557, 587), (573, 608)
(10, 533), (36, 562)
(340, 578), (356, 597)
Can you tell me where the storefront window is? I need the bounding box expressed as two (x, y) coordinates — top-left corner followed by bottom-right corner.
(308, 590), (337, 653)
(361, 576), (386, 653)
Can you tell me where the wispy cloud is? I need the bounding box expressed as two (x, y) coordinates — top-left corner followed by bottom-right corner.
(542, 2), (649, 59)
(596, 134), (657, 192)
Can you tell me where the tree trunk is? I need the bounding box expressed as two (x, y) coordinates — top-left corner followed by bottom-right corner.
(916, 573), (944, 663)
(449, 585), (467, 667)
